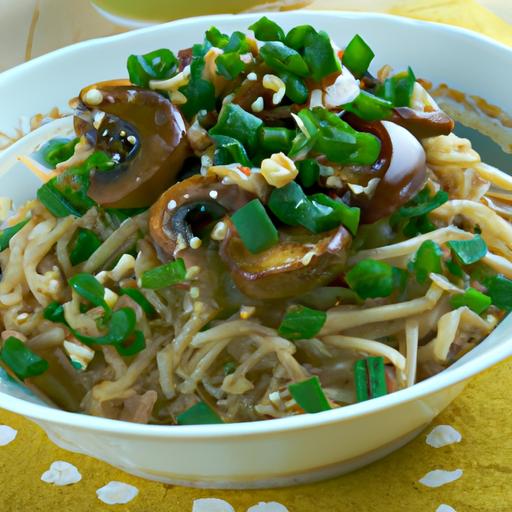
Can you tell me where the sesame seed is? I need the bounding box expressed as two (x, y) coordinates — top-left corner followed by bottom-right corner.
(209, 190), (218, 199)
(211, 221), (228, 241)
(127, 135), (137, 145)
(190, 287), (200, 299)
(251, 96), (264, 113)
(167, 199), (177, 210)
(184, 194), (190, 199)
(119, 130), (126, 137)
(16, 313), (29, 322)
(83, 88), (103, 106)
(102, 129), (108, 137)
(190, 237), (202, 249)
(247, 72), (257, 81)
(185, 266), (201, 279)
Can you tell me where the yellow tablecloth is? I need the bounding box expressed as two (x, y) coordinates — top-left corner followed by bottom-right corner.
(0, 1), (511, 511)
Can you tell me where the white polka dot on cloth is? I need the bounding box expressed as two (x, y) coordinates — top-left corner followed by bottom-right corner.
(247, 502), (289, 512)
(41, 461), (82, 486)
(426, 425), (462, 448)
(0, 425), (17, 446)
(192, 498), (235, 512)
(96, 481), (139, 505)
(419, 469), (463, 488)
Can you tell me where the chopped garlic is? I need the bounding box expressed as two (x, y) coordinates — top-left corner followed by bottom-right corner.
(96, 481), (139, 505)
(324, 68), (360, 108)
(211, 221), (228, 241)
(419, 469), (463, 488)
(41, 461), (82, 486)
(188, 118), (211, 153)
(0, 425), (17, 446)
(63, 340), (95, 371)
(262, 74), (286, 105)
(190, 237), (202, 249)
(185, 265), (201, 279)
(251, 96), (264, 113)
(426, 425), (462, 448)
(260, 152), (298, 188)
(309, 89), (324, 109)
(193, 498), (235, 512)
(190, 287), (200, 299)
(208, 164), (269, 198)
(83, 88), (103, 106)
(247, 72), (257, 81)
(240, 305), (256, 320)
(111, 254), (136, 281)
(325, 176), (344, 189)
(170, 90), (188, 105)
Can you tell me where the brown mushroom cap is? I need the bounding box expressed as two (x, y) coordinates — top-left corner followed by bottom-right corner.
(391, 107), (455, 139)
(149, 175), (255, 257)
(75, 81), (190, 208)
(220, 223), (352, 300)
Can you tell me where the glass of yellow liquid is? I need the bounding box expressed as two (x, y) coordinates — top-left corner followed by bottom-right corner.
(91, 0), (308, 27)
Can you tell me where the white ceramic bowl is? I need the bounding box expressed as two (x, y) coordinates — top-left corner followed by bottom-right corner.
(0, 11), (511, 490)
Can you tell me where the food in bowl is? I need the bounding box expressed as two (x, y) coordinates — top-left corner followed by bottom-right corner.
(0, 17), (511, 426)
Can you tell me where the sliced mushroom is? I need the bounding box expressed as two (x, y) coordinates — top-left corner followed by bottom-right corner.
(149, 175), (255, 258)
(74, 80), (190, 208)
(220, 224), (352, 300)
(356, 120), (427, 223)
(391, 107), (455, 139)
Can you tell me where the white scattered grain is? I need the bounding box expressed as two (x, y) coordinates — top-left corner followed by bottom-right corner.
(192, 498), (235, 512)
(190, 236), (202, 249)
(247, 72), (258, 81)
(419, 469), (463, 488)
(96, 481), (139, 505)
(436, 505), (456, 512)
(209, 190), (219, 199)
(168, 199), (177, 210)
(251, 96), (264, 113)
(83, 89), (103, 106)
(41, 461), (82, 486)
(426, 425), (462, 448)
(0, 425), (17, 446)
(127, 135), (137, 145)
(247, 502), (289, 512)
(211, 221), (228, 241)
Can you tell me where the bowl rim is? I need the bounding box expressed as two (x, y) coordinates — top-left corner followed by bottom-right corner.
(1, 9), (511, 438)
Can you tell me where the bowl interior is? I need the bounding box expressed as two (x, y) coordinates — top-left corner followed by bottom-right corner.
(0, 10), (512, 431)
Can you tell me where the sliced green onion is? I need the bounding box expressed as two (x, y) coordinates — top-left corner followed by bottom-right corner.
(258, 127), (295, 154)
(342, 34), (374, 77)
(223, 31), (250, 54)
(445, 258), (464, 278)
(484, 274), (512, 311)
(69, 228), (102, 266)
(223, 361), (237, 376)
(211, 135), (252, 167)
(179, 43), (216, 119)
(209, 103), (263, 155)
(285, 24), (316, 51)
(69, 273), (110, 314)
(120, 288), (156, 316)
(230, 199), (278, 254)
(36, 137), (79, 168)
(0, 219), (29, 252)
(447, 235), (487, 265)
(450, 288), (491, 314)
(43, 302), (67, 325)
(346, 259), (397, 299)
(344, 90), (393, 121)
(37, 180), (82, 218)
(296, 159), (320, 188)
(116, 330), (146, 356)
(279, 71), (309, 104)
(127, 48), (178, 88)
(412, 240), (443, 284)
(278, 305), (327, 341)
(303, 30), (341, 82)
(249, 16), (285, 42)
(288, 376), (331, 413)
(259, 42), (309, 77)
(377, 67), (416, 107)
(402, 214), (436, 237)
(354, 356), (387, 402)
(177, 401), (223, 425)
(0, 337), (48, 380)
(140, 258), (187, 290)
(215, 52), (244, 80)
(205, 26), (229, 48)
(309, 193), (360, 236)
(398, 188), (448, 218)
